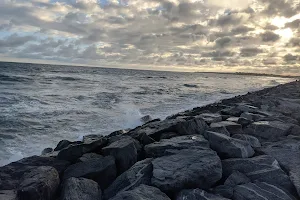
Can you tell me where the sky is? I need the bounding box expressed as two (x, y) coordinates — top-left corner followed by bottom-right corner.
(0, 0), (299, 74)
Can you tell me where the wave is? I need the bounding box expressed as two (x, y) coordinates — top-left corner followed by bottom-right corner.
(0, 74), (32, 83)
(183, 84), (199, 88)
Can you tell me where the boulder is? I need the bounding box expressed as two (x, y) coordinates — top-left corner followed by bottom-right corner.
(240, 112), (264, 121)
(221, 107), (243, 117)
(224, 171), (250, 186)
(210, 121), (243, 135)
(0, 190), (17, 200)
(213, 185), (234, 199)
(54, 140), (79, 151)
(236, 104), (259, 113)
(61, 177), (102, 200)
(102, 137), (141, 174)
(199, 113), (223, 124)
(17, 166), (60, 200)
(151, 149), (222, 194)
(176, 188), (230, 200)
(226, 117), (240, 123)
(231, 134), (261, 148)
(159, 132), (179, 140)
(103, 158), (153, 200)
(206, 131), (254, 158)
(140, 115), (152, 123)
(144, 135), (209, 158)
(41, 148), (53, 155)
(109, 184), (170, 200)
(207, 126), (230, 137)
(63, 156), (116, 190)
(233, 182), (296, 200)
(238, 118), (253, 127)
(77, 153), (103, 162)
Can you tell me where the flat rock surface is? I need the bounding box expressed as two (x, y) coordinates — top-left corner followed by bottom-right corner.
(231, 134), (261, 148)
(176, 188), (230, 200)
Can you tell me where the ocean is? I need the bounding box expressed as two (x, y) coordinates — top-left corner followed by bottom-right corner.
(0, 62), (294, 166)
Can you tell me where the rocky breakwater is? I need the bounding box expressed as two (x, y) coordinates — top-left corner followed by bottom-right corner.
(1, 80), (300, 200)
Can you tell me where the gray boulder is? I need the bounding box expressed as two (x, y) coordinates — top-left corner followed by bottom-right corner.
(17, 166), (59, 200)
(77, 153), (103, 162)
(61, 177), (102, 200)
(159, 132), (179, 140)
(102, 137), (141, 174)
(213, 185), (234, 199)
(0, 190), (17, 200)
(176, 188), (230, 200)
(63, 156), (116, 190)
(144, 135), (209, 158)
(207, 126), (231, 137)
(151, 149), (222, 194)
(103, 158), (153, 200)
(206, 131), (254, 158)
(240, 112), (264, 121)
(210, 121), (243, 135)
(41, 148), (53, 155)
(199, 113), (223, 124)
(224, 171), (250, 186)
(221, 107), (243, 117)
(109, 184), (170, 200)
(231, 134), (261, 148)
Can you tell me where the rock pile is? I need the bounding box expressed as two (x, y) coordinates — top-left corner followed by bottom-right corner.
(1, 81), (300, 200)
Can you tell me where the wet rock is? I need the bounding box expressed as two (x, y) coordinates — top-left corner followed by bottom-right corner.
(0, 190), (17, 200)
(54, 140), (75, 151)
(233, 182), (296, 200)
(41, 148), (53, 155)
(207, 126), (231, 137)
(61, 177), (102, 200)
(151, 149), (222, 194)
(210, 121), (243, 135)
(176, 188), (230, 200)
(200, 113), (223, 124)
(238, 117), (253, 126)
(17, 166), (59, 200)
(236, 104), (259, 113)
(102, 137), (141, 174)
(140, 115), (152, 123)
(103, 158), (153, 200)
(144, 135), (209, 158)
(77, 153), (103, 162)
(159, 132), (179, 140)
(224, 171), (250, 186)
(213, 185), (234, 199)
(240, 112), (264, 121)
(109, 184), (170, 200)
(63, 156), (116, 190)
(221, 107), (243, 117)
(226, 117), (239, 123)
(231, 134), (261, 148)
(206, 131), (254, 158)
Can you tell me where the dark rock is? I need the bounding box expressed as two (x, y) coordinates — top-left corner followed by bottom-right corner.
(233, 182), (296, 200)
(213, 185), (234, 199)
(151, 149), (222, 194)
(221, 107), (243, 117)
(144, 135), (209, 158)
(63, 156), (116, 190)
(210, 121), (243, 135)
(77, 153), (103, 162)
(207, 126), (231, 137)
(226, 117), (239, 123)
(103, 158), (153, 200)
(236, 104), (259, 113)
(206, 131), (254, 158)
(0, 190), (17, 200)
(224, 171), (250, 186)
(200, 113), (223, 124)
(54, 140), (74, 151)
(140, 115), (152, 123)
(109, 184), (170, 200)
(159, 132), (179, 140)
(240, 112), (264, 121)
(17, 166), (59, 200)
(231, 134), (261, 148)
(61, 177), (102, 200)
(102, 137), (141, 174)
(41, 148), (53, 155)
(176, 188), (230, 200)
(237, 117), (253, 126)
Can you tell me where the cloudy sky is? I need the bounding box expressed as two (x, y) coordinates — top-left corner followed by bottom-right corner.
(0, 0), (299, 74)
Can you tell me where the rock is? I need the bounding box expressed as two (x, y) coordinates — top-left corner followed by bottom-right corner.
(231, 134), (261, 148)
(240, 112), (264, 121)
(144, 135), (209, 158)
(233, 182), (296, 200)
(159, 132), (178, 140)
(238, 117), (253, 127)
(226, 117), (240, 123)
(61, 177), (102, 200)
(102, 137), (141, 174)
(213, 185), (234, 199)
(206, 131), (254, 158)
(41, 148), (53, 155)
(199, 113), (223, 124)
(63, 156), (116, 190)
(244, 121), (293, 141)
(207, 126), (231, 137)
(103, 158), (153, 200)
(176, 188), (230, 200)
(140, 115), (152, 123)
(224, 171), (250, 186)
(17, 166), (59, 200)
(210, 121), (243, 135)
(222, 155), (297, 196)
(0, 156), (70, 190)
(0, 190), (17, 200)
(151, 149), (222, 194)
(109, 184), (170, 200)
(77, 153), (103, 162)
(54, 140), (76, 151)
(221, 107), (243, 117)
(236, 104), (259, 113)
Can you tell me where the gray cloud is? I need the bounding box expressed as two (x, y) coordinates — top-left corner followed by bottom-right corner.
(260, 31), (280, 42)
(240, 47), (263, 57)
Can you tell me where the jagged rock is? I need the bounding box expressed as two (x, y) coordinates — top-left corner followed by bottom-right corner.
(213, 185), (234, 199)
(238, 118), (253, 126)
(103, 158), (153, 200)
(0, 156), (70, 190)
(109, 184), (170, 200)
(176, 188), (230, 200)
(236, 104), (259, 113)
(222, 155), (297, 196)
(151, 149), (222, 194)
(159, 132), (179, 140)
(233, 182), (296, 200)
(54, 140), (77, 151)
(226, 117), (239, 123)
(206, 131), (254, 158)
(144, 135), (209, 158)
(221, 107), (243, 117)
(41, 148), (53, 155)
(224, 171), (250, 186)
(61, 177), (102, 200)
(200, 113), (223, 124)
(240, 112), (264, 121)
(210, 121), (243, 135)
(207, 126), (231, 137)
(140, 115), (152, 123)
(231, 134), (261, 148)
(244, 121), (293, 141)
(102, 137), (141, 174)
(63, 156), (116, 190)
(17, 166), (59, 200)
(77, 153), (103, 162)
(0, 190), (17, 200)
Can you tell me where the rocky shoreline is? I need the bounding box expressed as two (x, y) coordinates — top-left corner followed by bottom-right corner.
(1, 80), (300, 200)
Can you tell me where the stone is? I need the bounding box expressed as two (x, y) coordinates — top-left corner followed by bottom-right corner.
(151, 149), (222, 194)
(103, 158), (153, 200)
(237, 118), (253, 127)
(140, 115), (152, 123)
(77, 153), (103, 162)
(210, 121), (243, 135)
(226, 117), (239, 123)
(221, 107), (243, 117)
(109, 184), (170, 200)
(213, 185), (234, 199)
(41, 148), (53, 155)
(231, 134), (261, 148)
(61, 177), (102, 200)
(207, 126), (231, 137)
(200, 113), (223, 124)
(224, 171), (250, 186)
(176, 188), (230, 200)
(159, 132), (178, 140)
(233, 182), (296, 200)
(102, 137), (141, 174)
(236, 104), (259, 113)
(0, 190), (17, 200)
(17, 166), (59, 200)
(54, 140), (76, 151)
(240, 112), (264, 121)
(206, 131), (254, 158)
(144, 135), (209, 158)
(63, 156), (116, 190)
(244, 121), (293, 141)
